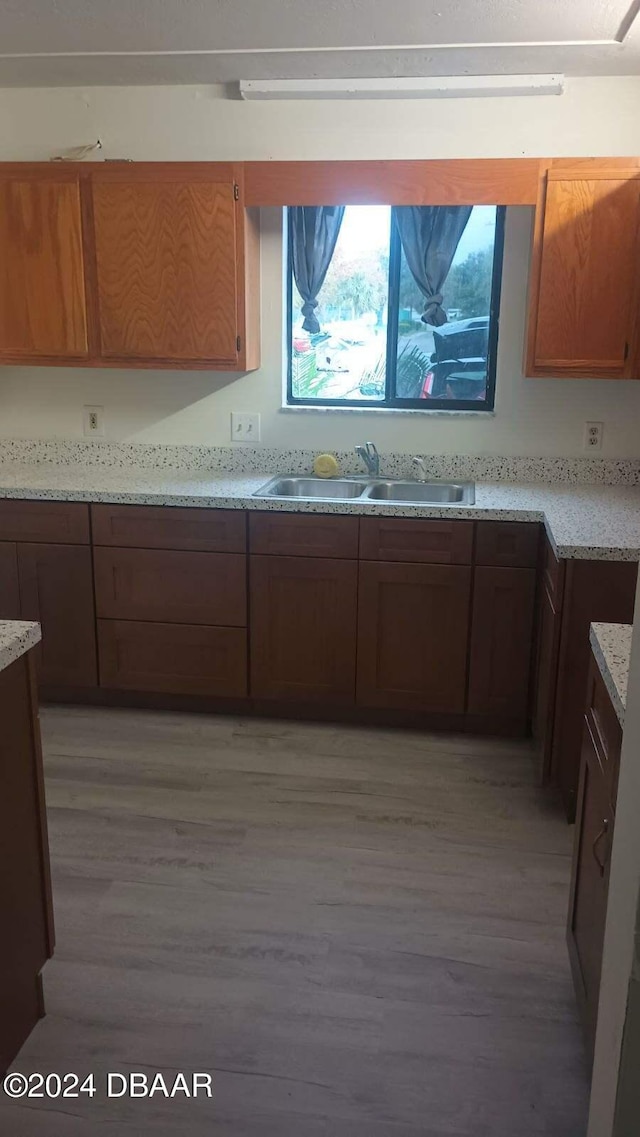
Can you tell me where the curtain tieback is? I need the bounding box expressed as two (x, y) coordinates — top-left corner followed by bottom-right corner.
(421, 293), (447, 327)
(301, 300), (321, 335)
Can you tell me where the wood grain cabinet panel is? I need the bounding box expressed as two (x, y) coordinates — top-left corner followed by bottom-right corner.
(91, 504), (246, 553)
(17, 543), (97, 688)
(551, 559), (637, 820)
(94, 547), (246, 627)
(98, 619), (247, 697)
(0, 543), (20, 619)
(250, 554), (358, 702)
(468, 566), (536, 721)
(357, 561), (471, 712)
(527, 173), (640, 377)
(568, 661), (621, 1058)
(250, 512), (359, 559)
(0, 653), (54, 1072)
(359, 517), (473, 564)
(92, 174), (239, 363)
(0, 500), (90, 544)
(0, 175), (88, 361)
(533, 547), (565, 784)
(475, 521), (540, 568)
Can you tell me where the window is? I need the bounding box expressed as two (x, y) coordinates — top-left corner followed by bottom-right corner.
(287, 204), (505, 410)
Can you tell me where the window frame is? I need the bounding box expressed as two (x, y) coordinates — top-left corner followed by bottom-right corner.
(286, 205), (506, 412)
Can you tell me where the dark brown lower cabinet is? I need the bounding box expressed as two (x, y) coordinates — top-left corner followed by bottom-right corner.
(357, 560), (471, 712)
(568, 657), (621, 1057)
(552, 559), (636, 820)
(468, 566), (536, 721)
(98, 619), (247, 697)
(533, 549), (564, 783)
(17, 543), (97, 687)
(0, 651), (54, 1073)
(0, 541), (20, 618)
(250, 554), (358, 702)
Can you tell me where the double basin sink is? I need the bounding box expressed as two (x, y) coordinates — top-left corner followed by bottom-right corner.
(255, 475), (475, 506)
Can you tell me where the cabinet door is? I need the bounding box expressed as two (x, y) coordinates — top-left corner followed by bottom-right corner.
(92, 170), (239, 363)
(0, 175), (88, 360)
(468, 567), (536, 721)
(0, 543), (20, 619)
(568, 718), (614, 1052)
(533, 581), (563, 783)
(357, 561), (471, 712)
(0, 654), (54, 1071)
(528, 173), (640, 377)
(250, 555), (357, 703)
(17, 543), (97, 688)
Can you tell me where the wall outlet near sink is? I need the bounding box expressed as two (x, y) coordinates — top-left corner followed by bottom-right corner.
(83, 405), (105, 438)
(584, 421), (603, 452)
(231, 412), (261, 443)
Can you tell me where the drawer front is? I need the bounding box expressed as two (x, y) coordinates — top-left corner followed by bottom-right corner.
(475, 521), (540, 568)
(542, 535), (564, 607)
(585, 658), (623, 808)
(359, 517), (474, 564)
(94, 547), (246, 627)
(98, 620), (247, 697)
(0, 500), (90, 544)
(249, 512), (359, 558)
(91, 504), (246, 553)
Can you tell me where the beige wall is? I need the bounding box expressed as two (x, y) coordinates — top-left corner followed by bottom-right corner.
(1, 78), (640, 455)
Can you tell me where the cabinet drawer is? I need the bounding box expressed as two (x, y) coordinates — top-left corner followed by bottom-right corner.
(359, 518), (473, 564)
(585, 658), (623, 808)
(542, 536), (564, 607)
(0, 500), (90, 544)
(98, 619), (247, 697)
(249, 512), (359, 558)
(94, 547), (246, 626)
(91, 504), (246, 553)
(475, 521), (540, 568)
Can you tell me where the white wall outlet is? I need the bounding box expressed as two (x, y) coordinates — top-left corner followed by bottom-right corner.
(83, 405), (105, 438)
(231, 412), (261, 443)
(584, 421), (604, 452)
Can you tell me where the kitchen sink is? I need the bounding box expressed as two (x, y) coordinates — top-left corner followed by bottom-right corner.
(361, 481), (475, 505)
(256, 476), (368, 500)
(254, 475), (475, 506)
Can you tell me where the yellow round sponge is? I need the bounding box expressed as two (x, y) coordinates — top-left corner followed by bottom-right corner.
(313, 453), (340, 479)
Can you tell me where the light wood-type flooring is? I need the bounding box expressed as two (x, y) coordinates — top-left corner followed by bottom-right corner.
(1, 707), (589, 1135)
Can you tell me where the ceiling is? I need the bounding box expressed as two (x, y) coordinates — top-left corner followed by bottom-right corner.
(0, 0), (639, 87)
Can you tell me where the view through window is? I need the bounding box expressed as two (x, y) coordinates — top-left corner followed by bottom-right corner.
(288, 204), (504, 410)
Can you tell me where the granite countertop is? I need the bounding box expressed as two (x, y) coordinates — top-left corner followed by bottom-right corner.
(590, 622), (634, 725)
(0, 462), (639, 560)
(0, 620), (41, 674)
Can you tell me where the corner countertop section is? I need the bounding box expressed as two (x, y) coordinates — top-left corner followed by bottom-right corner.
(0, 621), (41, 674)
(0, 463), (640, 560)
(590, 622), (633, 726)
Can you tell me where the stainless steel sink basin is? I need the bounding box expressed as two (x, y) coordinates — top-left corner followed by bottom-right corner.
(256, 476), (367, 500)
(254, 475), (475, 506)
(362, 481), (475, 504)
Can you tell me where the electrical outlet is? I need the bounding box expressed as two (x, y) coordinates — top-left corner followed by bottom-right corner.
(584, 421), (603, 452)
(83, 405), (105, 438)
(231, 412), (261, 443)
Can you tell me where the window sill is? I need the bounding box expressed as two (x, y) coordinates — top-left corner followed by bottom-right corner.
(279, 405), (495, 418)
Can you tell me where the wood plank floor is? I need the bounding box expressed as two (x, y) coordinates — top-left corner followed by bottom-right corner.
(1, 707), (589, 1136)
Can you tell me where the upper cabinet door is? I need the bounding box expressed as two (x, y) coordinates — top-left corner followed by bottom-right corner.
(92, 170), (239, 364)
(0, 175), (89, 360)
(527, 171), (640, 378)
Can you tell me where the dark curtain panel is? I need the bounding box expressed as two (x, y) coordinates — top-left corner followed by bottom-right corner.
(393, 205), (472, 326)
(289, 206), (345, 333)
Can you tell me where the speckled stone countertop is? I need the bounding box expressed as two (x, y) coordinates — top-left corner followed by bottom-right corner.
(0, 463), (640, 560)
(590, 622), (634, 725)
(0, 620), (41, 673)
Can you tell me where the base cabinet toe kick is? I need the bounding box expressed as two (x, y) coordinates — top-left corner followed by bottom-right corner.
(0, 499), (636, 790)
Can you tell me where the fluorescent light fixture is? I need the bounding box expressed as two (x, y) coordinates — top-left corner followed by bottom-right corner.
(239, 75), (565, 100)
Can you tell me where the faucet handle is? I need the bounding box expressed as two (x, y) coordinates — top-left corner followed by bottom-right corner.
(412, 456), (428, 482)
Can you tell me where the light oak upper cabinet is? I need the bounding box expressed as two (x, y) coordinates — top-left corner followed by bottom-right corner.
(527, 170), (640, 378)
(91, 165), (260, 369)
(0, 172), (89, 362)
